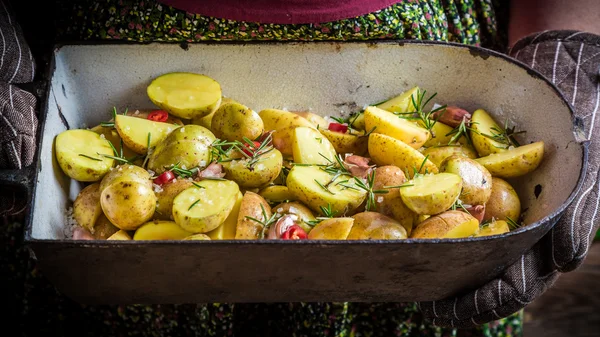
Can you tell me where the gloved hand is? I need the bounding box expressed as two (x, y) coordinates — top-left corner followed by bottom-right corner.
(418, 30), (600, 328)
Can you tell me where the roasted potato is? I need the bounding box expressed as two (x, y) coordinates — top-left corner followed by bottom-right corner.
(319, 129), (368, 156)
(411, 210), (479, 239)
(258, 108), (315, 157)
(207, 191), (243, 240)
(99, 165), (156, 230)
(115, 114), (178, 154)
(470, 109), (507, 157)
(365, 106), (430, 149)
(147, 125), (215, 174)
(293, 111), (328, 129)
(347, 212), (408, 240)
(258, 185), (297, 204)
(476, 220), (510, 237)
(307, 217), (354, 240)
(73, 183), (102, 232)
(371, 166), (416, 235)
(92, 213), (120, 239)
(440, 155), (493, 205)
(286, 165), (366, 216)
(107, 230), (132, 240)
(421, 145), (478, 167)
(133, 220), (193, 240)
(368, 133), (438, 178)
(483, 177), (521, 222)
(222, 149), (283, 189)
(375, 87), (419, 113)
(55, 129), (115, 182)
(400, 172), (462, 215)
(172, 179), (240, 233)
(292, 126), (337, 165)
(272, 201), (316, 233)
(154, 179), (195, 220)
(211, 101), (264, 142)
(235, 191), (272, 239)
(475, 141), (544, 178)
(147, 72), (222, 119)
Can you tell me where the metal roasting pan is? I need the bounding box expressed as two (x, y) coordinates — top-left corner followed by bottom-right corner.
(0, 40), (588, 304)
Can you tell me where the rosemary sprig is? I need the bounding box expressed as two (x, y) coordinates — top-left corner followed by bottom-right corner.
(446, 119), (479, 146)
(481, 120), (526, 149)
(306, 203), (337, 226)
(192, 182), (205, 189)
(99, 107), (128, 128)
(188, 199), (201, 211)
(78, 154), (102, 161)
(315, 179), (335, 195)
(411, 154), (432, 178)
(211, 133), (275, 169)
(168, 162), (199, 178)
(395, 89), (446, 136)
(506, 216), (522, 230)
(353, 171), (389, 211)
(201, 177), (227, 181)
(321, 154), (352, 176)
(450, 198), (470, 215)
(245, 204), (281, 239)
(383, 183), (414, 189)
(98, 153), (131, 164)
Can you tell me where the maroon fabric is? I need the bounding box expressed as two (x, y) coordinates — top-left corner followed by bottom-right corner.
(159, 0), (399, 24)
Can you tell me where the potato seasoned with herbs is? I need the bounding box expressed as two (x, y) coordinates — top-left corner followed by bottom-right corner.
(470, 109), (508, 157)
(293, 111), (328, 129)
(440, 155), (493, 205)
(421, 145), (478, 168)
(347, 212), (408, 240)
(235, 192), (273, 239)
(411, 211), (479, 239)
(172, 179), (240, 233)
(376, 87), (419, 113)
(364, 106), (430, 149)
(115, 114), (178, 154)
(154, 179), (195, 220)
(371, 166), (416, 235)
(308, 217), (355, 240)
(368, 133), (438, 178)
(400, 172), (462, 215)
(211, 101), (264, 142)
(286, 165), (366, 216)
(292, 126), (337, 165)
(222, 148), (283, 189)
(483, 178), (521, 222)
(475, 141), (544, 178)
(55, 129), (115, 182)
(272, 201), (316, 233)
(73, 183), (103, 232)
(319, 129), (368, 156)
(258, 108), (316, 157)
(476, 220), (510, 237)
(207, 192), (243, 240)
(147, 125), (215, 174)
(422, 121), (471, 148)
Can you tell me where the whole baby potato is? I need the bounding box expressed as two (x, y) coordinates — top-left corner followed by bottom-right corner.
(154, 179), (194, 220)
(411, 210), (479, 239)
(211, 101), (264, 142)
(73, 183), (103, 232)
(92, 213), (120, 239)
(235, 191), (273, 239)
(371, 166), (415, 235)
(147, 125), (216, 174)
(222, 149), (283, 189)
(483, 177), (521, 222)
(347, 212), (407, 240)
(440, 155), (493, 205)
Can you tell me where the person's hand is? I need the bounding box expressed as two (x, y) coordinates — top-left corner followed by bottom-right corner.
(418, 30), (600, 327)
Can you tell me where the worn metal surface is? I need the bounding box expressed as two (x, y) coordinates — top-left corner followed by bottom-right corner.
(23, 41), (586, 304)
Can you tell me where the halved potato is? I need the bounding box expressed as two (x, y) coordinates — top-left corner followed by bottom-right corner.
(293, 126), (337, 165)
(207, 191), (243, 240)
(368, 133), (438, 178)
(133, 220), (193, 240)
(400, 173), (462, 215)
(308, 217), (355, 240)
(440, 155), (493, 205)
(191, 97), (237, 128)
(421, 145), (478, 168)
(183, 233), (211, 240)
(483, 177), (521, 222)
(320, 129), (368, 156)
(258, 185), (297, 204)
(235, 191), (272, 239)
(365, 106), (430, 149)
(293, 111), (328, 129)
(349, 112), (365, 130)
(147, 72), (222, 119)
(90, 125), (140, 163)
(371, 166), (415, 235)
(411, 211), (479, 239)
(272, 201), (316, 233)
(222, 149), (283, 189)
(115, 114), (178, 155)
(55, 129), (115, 182)
(73, 183), (102, 232)
(286, 165), (366, 216)
(347, 212), (408, 240)
(258, 108), (316, 157)
(211, 101), (264, 142)
(422, 121), (470, 147)
(475, 141), (544, 178)
(107, 230), (132, 241)
(375, 87), (419, 113)
(476, 220), (510, 237)
(470, 109), (507, 157)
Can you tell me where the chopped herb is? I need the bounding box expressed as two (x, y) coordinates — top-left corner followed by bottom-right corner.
(353, 171), (389, 211)
(201, 177), (227, 181)
(211, 133), (275, 169)
(168, 162), (199, 178)
(188, 199), (201, 211)
(107, 139), (119, 157)
(359, 126), (377, 138)
(98, 153), (131, 164)
(315, 179), (335, 195)
(479, 219), (493, 228)
(481, 120), (526, 149)
(306, 203), (337, 226)
(245, 204), (281, 239)
(315, 137), (323, 143)
(192, 182), (205, 189)
(446, 119), (479, 146)
(506, 216), (522, 230)
(78, 154), (102, 161)
(395, 89), (446, 136)
(450, 198), (470, 215)
(383, 183), (414, 189)
(412, 154), (432, 178)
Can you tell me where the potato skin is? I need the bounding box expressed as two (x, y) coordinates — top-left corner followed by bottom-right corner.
(422, 145), (478, 168)
(92, 213), (120, 239)
(411, 210), (479, 239)
(347, 212), (407, 240)
(99, 164), (152, 192)
(258, 109), (315, 157)
(365, 106), (430, 149)
(154, 179), (194, 220)
(440, 155), (493, 205)
(470, 109), (507, 157)
(222, 149), (283, 189)
(258, 185), (297, 203)
(483, 177), (521, 222)
(211, 102), (264, 142)
(320, 129), (368, 156)
(73, 183), (103, 232)
(235, 192), (272, 239)
(475, 142), (544, 178)
(400, 173), (462, 215)
(272, 201), (316, 233)
(147, 125), (216, 174)
(308, 217), (354, 240)
(368, 133), (438, 178)
(371, 166), (415, 235)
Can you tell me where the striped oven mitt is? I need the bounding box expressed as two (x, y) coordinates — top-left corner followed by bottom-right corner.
(419, 30), (600, 328)
(0, 0), (37, 218)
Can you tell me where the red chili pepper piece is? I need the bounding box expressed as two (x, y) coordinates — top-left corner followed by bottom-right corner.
(242, 141), (261, 156)
(153, 170), (175, 185)
(148, 110), (169, 122)
(328, 122), (348, 133)
(281, 225), (308, 240)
